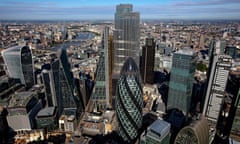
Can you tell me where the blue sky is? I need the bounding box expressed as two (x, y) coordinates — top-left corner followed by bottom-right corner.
(0, 0), (240, 20)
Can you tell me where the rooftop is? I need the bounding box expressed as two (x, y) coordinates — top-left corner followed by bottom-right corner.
(149, 119), (170, 137)
(175, 48), (195, 56)
(37, 107), (56, 117)
(8, 91), (36, 107)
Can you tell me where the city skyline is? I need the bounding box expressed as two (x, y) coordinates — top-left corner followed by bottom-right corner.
(1, 0), (240, 20)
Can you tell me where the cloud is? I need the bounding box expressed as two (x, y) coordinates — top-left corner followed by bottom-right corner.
(0, 0), (240, 20)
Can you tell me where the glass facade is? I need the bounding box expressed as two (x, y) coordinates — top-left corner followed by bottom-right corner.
(2, 46), (34, 89)
(167, 49), (196, 115)
(113, 4), (140, 74)
(116, 57), (143, 143)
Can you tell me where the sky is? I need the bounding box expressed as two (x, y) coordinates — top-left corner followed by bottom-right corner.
(0, 0), (240, 20)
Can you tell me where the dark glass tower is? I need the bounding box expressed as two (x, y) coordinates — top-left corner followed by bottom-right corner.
(141, 37), (155, 84)
(115, 57), (143, 143)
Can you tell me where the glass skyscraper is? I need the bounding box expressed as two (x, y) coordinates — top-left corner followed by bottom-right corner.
(167, 48), (197, 115)
(115, 57), (143, 143)
(2, 45), (34, 89)
(113, 4), (140, 74)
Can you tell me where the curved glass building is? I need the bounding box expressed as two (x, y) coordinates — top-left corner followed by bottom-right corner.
(2, 45), (34, 88)
(115, 57), (143, 143)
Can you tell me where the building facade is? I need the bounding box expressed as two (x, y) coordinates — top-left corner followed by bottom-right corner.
(140, 119), (170, 144)
(2, 45), (34, 89)
(167, 48), (197, 115)
(115, 57), (143, 143)
(141, 37), (155, 84)
(203, 55), (232, 124)
(113, 4), (140, 75)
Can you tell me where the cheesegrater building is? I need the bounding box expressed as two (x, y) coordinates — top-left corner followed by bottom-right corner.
(115, 57), (143, 143)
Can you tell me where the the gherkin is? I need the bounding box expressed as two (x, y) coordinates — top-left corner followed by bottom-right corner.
(115, 57), (143, 143)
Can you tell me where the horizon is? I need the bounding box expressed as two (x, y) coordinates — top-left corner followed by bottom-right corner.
(1, 0), (240, 20)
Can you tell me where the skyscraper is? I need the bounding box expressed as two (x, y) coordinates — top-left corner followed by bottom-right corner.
(203, 55), (232, 124)
(104, 26), (111, 107)
(115, 57), (143, 143)
(141, 37), (155, 84)
(113, 4), (140, 74)
(167, 48), (197, 115)
(1, 45), (34, 89)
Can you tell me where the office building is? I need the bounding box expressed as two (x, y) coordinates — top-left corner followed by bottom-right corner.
(225, 46), (239, 59)
(174, 115), (209, 144)
(104, 26), (111, 107)
(115, 57), (143, 143)
(88, 51), (107, 111)
(141, 37), (155, 84)
(1, 45), (34, 89)
(140, 119), (170, 144)
(7, 91), (42, 130)
(167, 48), (197, 115)
(36, 107), (58, 130)
(203, 55), (232, 124)
(113, 3), (140, 80)
(41, 64), (57, 107)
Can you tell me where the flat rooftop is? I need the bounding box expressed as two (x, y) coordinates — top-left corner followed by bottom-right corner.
(149, 119), (170, 137)
(37, 107), (56, 117)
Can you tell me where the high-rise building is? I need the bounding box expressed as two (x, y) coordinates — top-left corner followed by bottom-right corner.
(1, 45), (34, 89)
(104, 26), (111, 107)
(58, 49), (77, 112)
(113, 4), (140, 75)
(203, 55), (232, 125)
(41, 64), (57, 107)
(141, 37), (155, 84)
(38, 49), (77, 115)
(88, 51), (107, 111)
(115, 57), (143, 143)
(167, 48), (197, 115)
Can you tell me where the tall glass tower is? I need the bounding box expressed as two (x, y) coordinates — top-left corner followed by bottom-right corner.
(167, 48), (197, 115)
(2, 45), (34, 89)
(113, 4), (140, 74)
(115, 57), (143, 143)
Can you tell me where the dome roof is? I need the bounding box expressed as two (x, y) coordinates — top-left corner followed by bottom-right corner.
(120, 57), (140, 76)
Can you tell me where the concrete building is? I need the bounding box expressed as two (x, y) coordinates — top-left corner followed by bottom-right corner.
(203, 55), (232, 125)
(7, 91), (42, 130)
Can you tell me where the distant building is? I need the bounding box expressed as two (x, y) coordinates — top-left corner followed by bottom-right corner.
(167, 48), (197, 115)
(115, 57), (143, 143)
(225, 46), (239, 59)
(203, 55), (232, 125)
(140, 119), (170, 144)
(174, 115), (209, 144)
(141, 37), (155, 84)
(1, 45), (34, 89)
